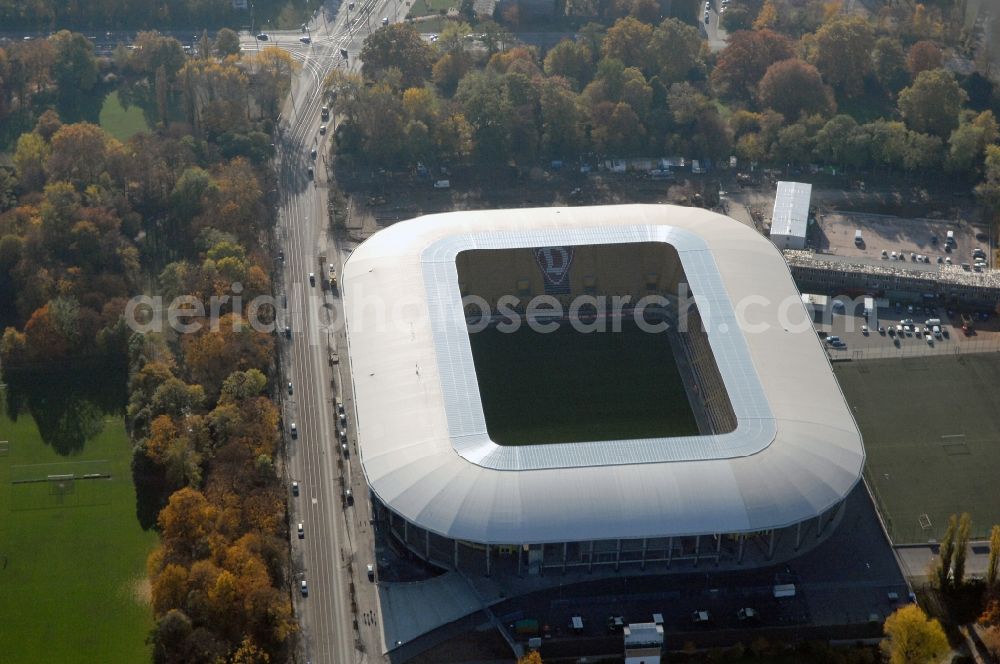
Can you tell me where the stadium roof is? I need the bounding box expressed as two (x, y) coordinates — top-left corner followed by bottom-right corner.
(342, 205), (865, 545)
(771, 181), (812, 240)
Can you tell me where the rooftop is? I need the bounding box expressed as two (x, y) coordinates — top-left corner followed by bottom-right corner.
(342, 205), (865, 544)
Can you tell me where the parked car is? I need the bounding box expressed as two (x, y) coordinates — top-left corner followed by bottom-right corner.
(692, 610), (711, 624)
(256, 33), (269, 40)
(319, 125), (327, 135)
(367, 563), (375, 581)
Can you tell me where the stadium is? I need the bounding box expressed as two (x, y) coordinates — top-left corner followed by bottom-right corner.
(342, 204), (865, 576)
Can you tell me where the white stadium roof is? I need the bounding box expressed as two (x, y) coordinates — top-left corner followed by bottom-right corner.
(342, 205), (864, 545)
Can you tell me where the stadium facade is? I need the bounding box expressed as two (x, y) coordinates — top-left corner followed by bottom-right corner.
(341, 204), (865, 575)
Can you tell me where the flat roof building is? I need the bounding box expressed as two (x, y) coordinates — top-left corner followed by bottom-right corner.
(770, 181), (812, 250)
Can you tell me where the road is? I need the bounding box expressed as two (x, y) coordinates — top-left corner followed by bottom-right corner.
(245, 3), (392, 663)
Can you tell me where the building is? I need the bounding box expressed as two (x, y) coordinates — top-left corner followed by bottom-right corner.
(341, 204), (865, 577)
(770, 181), (812, 250)
(624, 622), (664, 664)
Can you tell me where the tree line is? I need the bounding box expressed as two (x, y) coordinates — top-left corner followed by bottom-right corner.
(330, 3), (998, 207)
(0, 31), (295, 664)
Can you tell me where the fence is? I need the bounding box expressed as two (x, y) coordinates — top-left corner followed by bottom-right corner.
(827, 337), (1000, 362)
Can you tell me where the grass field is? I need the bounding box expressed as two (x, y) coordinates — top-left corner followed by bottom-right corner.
(834, 354), (1000, 544)
(0, 395), (157, 663)
(469, 322), (698, 445)
(407, 0), (455, 18)
(99, 90), (150, 141)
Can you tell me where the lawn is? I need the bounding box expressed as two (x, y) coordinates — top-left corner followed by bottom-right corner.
(99, 90), (150, 141)
(407, 0), (455, 19)
(469, 321), (698, 445)
(0, 394), (157, 663)
(834, 353), (1000, 544)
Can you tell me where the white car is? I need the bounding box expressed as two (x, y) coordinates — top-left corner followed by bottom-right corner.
(290, 422), (297, 438)
(861, 325), (869, 335)
(300, 580), (308, 596)
(297, 523), (304, 539)
(299, 35), (311, 44)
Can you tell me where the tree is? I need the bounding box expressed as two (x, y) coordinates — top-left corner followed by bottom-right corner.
(880, 604), (948, 664)
(360, 24), (435, 89)
(518, 652), (543, 664)
(898, 69), (967, 137)
(757, 59), (835, 121)
(601, 17), (653, 70)
(721, 4), (752, 32)
(47, 122), (122, 189)
(953, 512), (972, 588)
(938, 513), (958, 589)
(214, 28), (241, 58)
(543, 39), (593, 89)
(647, 18), (703, 84)
(13, 131), (48, 191)
(988, 525), (1000, 589)
(814, 115), (867, 167)
(456, 70), (513, 163)
(812, 15), (875, 98)
(907, 40), (942, 77)
(50, 30), (98, 115)
(157, 487), (218, 560)
(977, 145), (1000, 216)
(539, 77), (583, 158)
(711, 29), (794, 100)
(871, 37), (908, 94)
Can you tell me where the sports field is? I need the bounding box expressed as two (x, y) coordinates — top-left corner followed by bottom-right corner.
(0, 395), (157, 663)
(834, 353), (1000, 544)
(469, 321), (698, 445)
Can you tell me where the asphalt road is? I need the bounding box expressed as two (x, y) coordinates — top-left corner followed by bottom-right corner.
(249, 2), (393, 662)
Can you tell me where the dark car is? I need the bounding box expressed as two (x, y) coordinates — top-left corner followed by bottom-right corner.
(256, 33), (269, 41)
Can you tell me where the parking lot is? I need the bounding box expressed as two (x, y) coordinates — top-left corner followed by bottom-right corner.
(813, 212), (990, 268)
(815, 299), (1000, 360)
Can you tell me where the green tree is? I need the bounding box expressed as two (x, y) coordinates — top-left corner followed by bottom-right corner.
(50, 30), (98, 114)
(13, 130), (48, 191)
(880, 604), (948, 664)
(214, 28), (241, 58)
(903, 131), (942, 172)
(647, 17), (703, 84)
(360, 24), (435, 89)
(937, 513), (958, 589)
(812, 15), (875, 98)
(871, 37), (908, 94)
(757, 58), (835, 121)
(814, 115), (867, 168)
(539, 77), (583, 157)
(976, 145), (1000, 217)
(953, 512), (972, 588)
(456, 70), (513, 163)
(544, 39), (594, 89)
(898, 69), (967, 137)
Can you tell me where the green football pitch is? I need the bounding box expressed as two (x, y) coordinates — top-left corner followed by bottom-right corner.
(468, 321), (698, 445)
(0, 395), (157, 663)
(834, 353), (1000, 544)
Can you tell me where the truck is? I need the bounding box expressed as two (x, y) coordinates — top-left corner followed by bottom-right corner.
(854, 229), (863, 245)
(328, 262), (337, 290)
